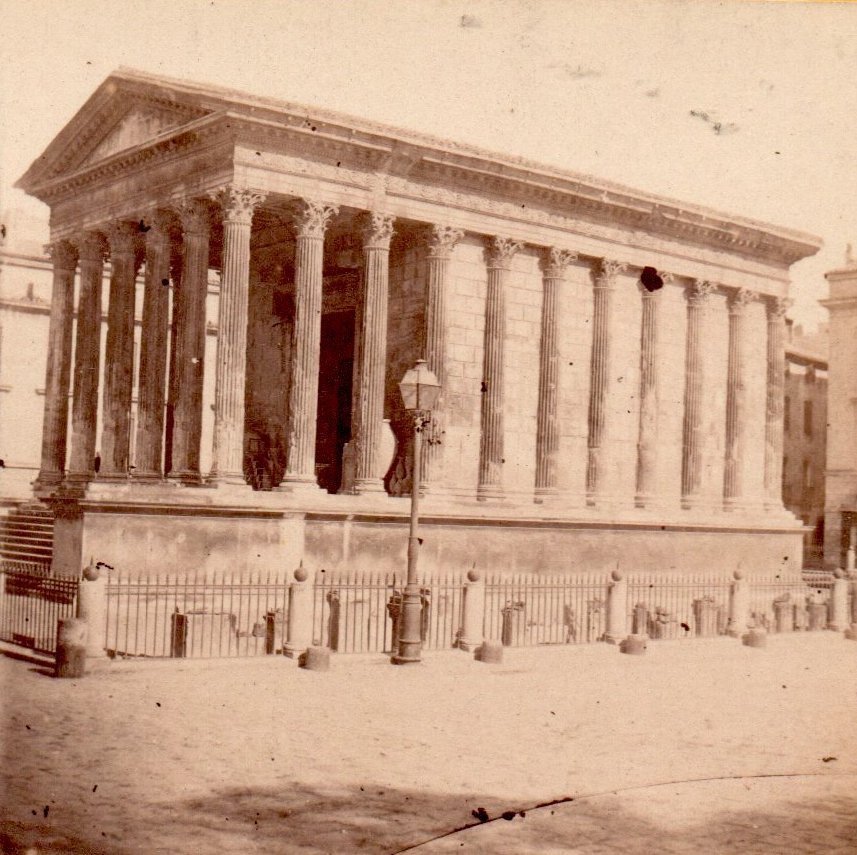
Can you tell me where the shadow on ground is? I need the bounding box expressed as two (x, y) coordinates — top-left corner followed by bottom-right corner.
(8, 777), (852, 855)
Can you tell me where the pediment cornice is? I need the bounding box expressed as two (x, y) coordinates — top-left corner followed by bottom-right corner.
(17, 68), (821, 268)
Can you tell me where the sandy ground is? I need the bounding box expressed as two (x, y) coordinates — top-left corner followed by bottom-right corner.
(1, 633), (856, 854)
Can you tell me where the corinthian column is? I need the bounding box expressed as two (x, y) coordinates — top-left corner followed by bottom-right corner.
(477, 236), (521, 501)
(586, 258), (626, 506)
(421, 225), (463, 492)
(723, 288), (756, 509)
(67, 232), (107, 483)
(99, 222), (139, 479)
(134, 213), (171, 480)
(352, 211), (395, 494)
(209, 186), (266, 485)
(35, 240), (78, 488)
(167, 199), (210, 483)
(280, 199), (338, 488)
(764, 296), (791, 509)
(634, 271), (669, 507)
(681, 279), (717, 508)
(535, 247), (577, 501)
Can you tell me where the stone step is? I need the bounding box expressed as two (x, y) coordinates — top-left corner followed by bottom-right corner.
(0, 545), (53, 563)
(1, 535), (53, 551)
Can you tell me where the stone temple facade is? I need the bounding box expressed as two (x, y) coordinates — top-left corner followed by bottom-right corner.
(15, 69), (821, 579)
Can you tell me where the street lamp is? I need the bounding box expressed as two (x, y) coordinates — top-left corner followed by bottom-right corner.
(392, 359), (441, 664)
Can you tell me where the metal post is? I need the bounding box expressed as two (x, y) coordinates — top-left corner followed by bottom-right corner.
(393, 413), (423, 664)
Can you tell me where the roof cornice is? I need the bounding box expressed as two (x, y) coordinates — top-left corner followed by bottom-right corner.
(16, 68), (823, 267)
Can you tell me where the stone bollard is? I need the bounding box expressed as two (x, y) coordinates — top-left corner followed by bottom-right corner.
(604, 570), (628, 644)
(727, 570), (750, 637)
(773, 596), (794, 633)
(476, 640), (503, 663)
(299, 645), (331, 671)
(829, 570), (850, 632)
(77, 562), (108, 658)
(55, 617), (87, 678)
(284, 565), (313, 659)
(458, 569), (485, 652)
(742, 628), (767, 649)
(619, 634), (647, 655)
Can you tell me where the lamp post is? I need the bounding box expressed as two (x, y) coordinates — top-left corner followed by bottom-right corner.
(392, 359), (441, 664)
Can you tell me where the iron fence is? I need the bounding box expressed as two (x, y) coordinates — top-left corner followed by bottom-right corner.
(748, 573), (831, 632)
(627, 571), (732, 639)
(0, 562), (78, 653)
(483, 572), (610, 646)
(105, 571), (289, 658)
(311, 570), (465, 653)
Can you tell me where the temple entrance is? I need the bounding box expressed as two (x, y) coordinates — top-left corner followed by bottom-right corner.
(315, 310), (355, 493)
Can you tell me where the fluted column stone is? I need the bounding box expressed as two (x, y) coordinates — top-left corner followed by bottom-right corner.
(67, 232), (107, 483)
(35, 240), (78, 488)
(352, 211), (395, 494)
(167, 199), (210, 483)
(723, 288), (756, 509)
(477, 237), (521, 501)
(764, 296), (791, 509)
(421, 225), (464, 492)
(586, 259), (626, 506)
(681, 279), (717, 508)
(634, 271), (668, 507)
(209, 186), (266, 485)
(99, 222), (138, 479)
(281, 199), (338, 488)
(163, 247), (183, 477)
(535, 247), (577, 501)
(134, 213), (172, 480)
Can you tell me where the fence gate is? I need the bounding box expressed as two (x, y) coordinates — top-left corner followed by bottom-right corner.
(0, 562), (78, 653)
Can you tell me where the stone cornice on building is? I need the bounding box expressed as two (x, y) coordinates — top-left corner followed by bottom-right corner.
(16, 68), (821, 270)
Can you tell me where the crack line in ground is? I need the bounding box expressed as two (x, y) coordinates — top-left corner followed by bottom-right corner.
(391, 770), (857, 854)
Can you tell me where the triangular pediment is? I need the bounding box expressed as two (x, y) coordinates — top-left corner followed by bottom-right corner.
(79, 102), (192, 168)
(16, 72), (212, 194)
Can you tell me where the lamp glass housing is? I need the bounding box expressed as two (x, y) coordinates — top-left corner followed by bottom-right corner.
(398, 359), (441, 412)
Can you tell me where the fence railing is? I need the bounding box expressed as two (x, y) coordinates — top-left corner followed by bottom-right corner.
(1, 562), (852, 661)
(626, 571), (733, 639)
(483, 572), (610, 646)
(105, 571), (289, 658)
(0, 563), (78, 653)
(311, 571), (465, 653)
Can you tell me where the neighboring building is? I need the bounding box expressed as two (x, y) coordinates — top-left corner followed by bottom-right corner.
(783, 321), (828, 566)
(823, 253), (857, 568)
(10, 69), (822, 579)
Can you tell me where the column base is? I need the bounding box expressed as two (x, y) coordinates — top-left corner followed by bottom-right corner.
(94, 472), (130, 483)
(476, 485), (505, 503)
(275, 476), (322, 494)
(207, 472), (251, 488)
(166, 470), (205, 486)
(283, 642), (308, 659)
(457, 638), (482, 652)
(130, 472), (168, 484)
(352, 478), (387, 495)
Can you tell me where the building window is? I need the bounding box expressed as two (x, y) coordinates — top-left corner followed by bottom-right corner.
(803, 459), (812, 491)
(803, 400), (813, 437)
(784, 396), (791, 433)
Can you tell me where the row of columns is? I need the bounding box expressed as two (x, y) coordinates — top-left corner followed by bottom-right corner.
(36, 186), (791, 512)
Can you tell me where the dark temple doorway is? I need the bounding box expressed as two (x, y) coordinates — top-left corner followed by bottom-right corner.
(316, 310), (355, 493)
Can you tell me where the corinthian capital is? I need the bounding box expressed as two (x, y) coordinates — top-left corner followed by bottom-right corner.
(175, 199), (211, 236)
(293, 199), (338, 239)
(212, 185), (267, 227)
(767, 296), (793, 319)
(594, 258), (627, 288)
(427, 224), (464, 259)
(106, 221), (137, 258)
(486, 236), (523, 269)
(544, 247), (578, 279)
(45, 239), (78, 271)
(361, 211), (396, 249)
(687, 279), (717, 306)
(728, 288), (756, 313)
(73, 231), (108, 265)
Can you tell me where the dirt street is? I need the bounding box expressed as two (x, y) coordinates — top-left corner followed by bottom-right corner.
(2, 633), (856, 854)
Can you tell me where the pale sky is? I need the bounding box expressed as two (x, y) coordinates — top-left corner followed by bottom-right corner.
(2, 0), (855, 331)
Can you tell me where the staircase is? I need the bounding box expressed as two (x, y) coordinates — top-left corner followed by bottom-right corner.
(0, 503), (55, 566)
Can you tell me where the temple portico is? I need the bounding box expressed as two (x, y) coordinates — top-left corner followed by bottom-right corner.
(15, 70), (822, 578)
